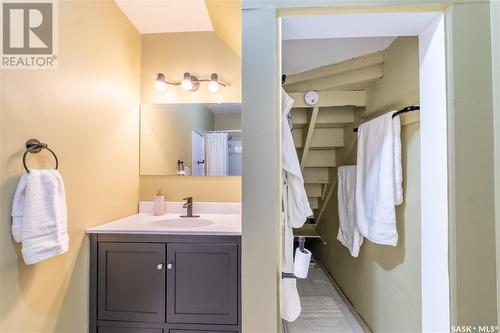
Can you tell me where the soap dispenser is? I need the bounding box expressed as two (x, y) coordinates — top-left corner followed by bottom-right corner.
(177, 160), (186, 176)
(153, 189), (165, 216)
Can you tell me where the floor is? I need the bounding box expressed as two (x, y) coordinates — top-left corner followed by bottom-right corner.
(283, 265), (366, 333)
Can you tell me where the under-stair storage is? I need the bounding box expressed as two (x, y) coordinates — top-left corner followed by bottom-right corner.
(281, 13), (430, 329)
(284, 52), (377, 219)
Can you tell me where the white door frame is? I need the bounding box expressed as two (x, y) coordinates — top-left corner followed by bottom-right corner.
(277, 11), (450, 331)
(418, 15), (449, 332)
(243, 4), (451, 333)
(191, 129), (205, 176)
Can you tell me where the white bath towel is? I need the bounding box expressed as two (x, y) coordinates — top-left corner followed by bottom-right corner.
(281, 278), (301, 322)
(282, 90), (313, 229)
(11, 170), (68, 264)
(337, 166), (363, 257)
(355, 111), (403, 246)
(281, 88), (313, 322)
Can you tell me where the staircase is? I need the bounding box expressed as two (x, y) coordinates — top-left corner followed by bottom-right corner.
(284, 50), (386, 219)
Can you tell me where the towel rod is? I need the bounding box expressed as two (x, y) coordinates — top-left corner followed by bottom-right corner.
(205, 129), (242, 133)
(353, 105), (420, 133)
(23, 139), (59, 173)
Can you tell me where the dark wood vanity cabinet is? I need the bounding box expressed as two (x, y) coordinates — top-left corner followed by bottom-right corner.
(90, 234), (241, 333)
(166, 243), (239, 325)
(97, 242), (166, 323)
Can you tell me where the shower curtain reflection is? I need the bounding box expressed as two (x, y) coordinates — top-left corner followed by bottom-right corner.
(205, 132), (229, 176)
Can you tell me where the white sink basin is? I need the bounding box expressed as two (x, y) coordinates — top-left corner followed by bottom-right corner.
(149, 218), (213, 228)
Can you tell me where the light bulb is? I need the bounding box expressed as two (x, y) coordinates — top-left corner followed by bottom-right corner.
(154, 73), (167, 91)
(181, 72), (192, 90)
(181, 79), (192, 90)
(155, 80), (166, 91)
(208, 73), (219, 93)
(208, 81), (219, 93)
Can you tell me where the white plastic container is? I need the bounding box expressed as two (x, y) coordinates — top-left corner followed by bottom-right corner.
(293, 247), (312, 279)
(153, 189), (165, 215)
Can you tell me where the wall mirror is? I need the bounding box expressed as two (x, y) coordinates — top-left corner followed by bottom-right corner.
(140, 103), (242, 176)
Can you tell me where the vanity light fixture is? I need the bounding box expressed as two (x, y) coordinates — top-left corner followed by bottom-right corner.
(154, 73), (168, 91)
(181, 72), (195, 91)
(154, 72), (227, 93)
(208, 73), (220, 93)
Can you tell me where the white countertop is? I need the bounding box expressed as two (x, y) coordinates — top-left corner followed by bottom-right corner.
(86, 201), (241, 236)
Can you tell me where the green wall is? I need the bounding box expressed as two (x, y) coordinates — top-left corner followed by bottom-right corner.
(313, 37), (422, 332)
(448, 3), (497, 326)
(491, 0), (500, 325)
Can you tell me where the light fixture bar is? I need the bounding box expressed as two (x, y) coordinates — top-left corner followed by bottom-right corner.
(155, 72), (180, 86)
(154, 72), (227, 92)
(196, 78), (227, 87)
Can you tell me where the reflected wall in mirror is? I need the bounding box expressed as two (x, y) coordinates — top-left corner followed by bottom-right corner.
(140, 103), (242, 176)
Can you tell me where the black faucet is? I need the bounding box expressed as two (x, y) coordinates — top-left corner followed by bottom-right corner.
(180, 197), (199, 218)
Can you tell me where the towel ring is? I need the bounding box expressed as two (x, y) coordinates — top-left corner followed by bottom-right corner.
(23, 139), (59, 173)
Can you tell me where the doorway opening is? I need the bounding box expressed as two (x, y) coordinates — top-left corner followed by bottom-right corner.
(279, 10), (448, 333)
(191, 130), (205, 176)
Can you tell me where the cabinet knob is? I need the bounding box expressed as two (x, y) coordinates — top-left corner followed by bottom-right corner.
(166, 262), (174, 270)
(157, 263), (164, 270)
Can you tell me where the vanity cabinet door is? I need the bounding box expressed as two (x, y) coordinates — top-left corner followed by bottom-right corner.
(98, 242), (166, 323)
(166, 243), (239, 325)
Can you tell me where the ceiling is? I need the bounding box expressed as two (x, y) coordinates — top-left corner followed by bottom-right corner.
(207, 103), (241, 115)
(282, 12), (441, 40)
(114, 0), (241, 56)
(282, 12), (441, 75)
(283, 37), (395, 75)
(115, 0), (212, 34)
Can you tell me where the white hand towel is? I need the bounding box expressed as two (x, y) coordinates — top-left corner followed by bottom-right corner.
(337, 166), (363, 257)
(11, 170), (68, 264)
(11, 174), (28, 242)
(355, 111), (402, 246)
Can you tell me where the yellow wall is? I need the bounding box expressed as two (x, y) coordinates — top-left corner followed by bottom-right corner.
(313, 37), (422, 332)
(215, 113), (242, 140)
(0, 2), (141, 332)
(205, 0), (242, 57)
(140, 32), (242, 202)
(141, 32), (241, 104)
(214, 113), (241, 130)
(140, 104), (214, 175)
(140, 176), (241, 202)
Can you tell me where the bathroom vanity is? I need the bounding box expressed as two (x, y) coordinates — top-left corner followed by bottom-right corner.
(87, 202), (241, 333)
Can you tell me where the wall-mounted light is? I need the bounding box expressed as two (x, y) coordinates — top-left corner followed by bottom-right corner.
(181, 72), (196, 91)
(154, 73), (167, 91)
(154, 72), (227, 93)
(208, 73), (220, 93)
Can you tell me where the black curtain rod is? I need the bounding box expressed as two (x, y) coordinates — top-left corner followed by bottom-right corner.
(353, 105), (420, 133)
